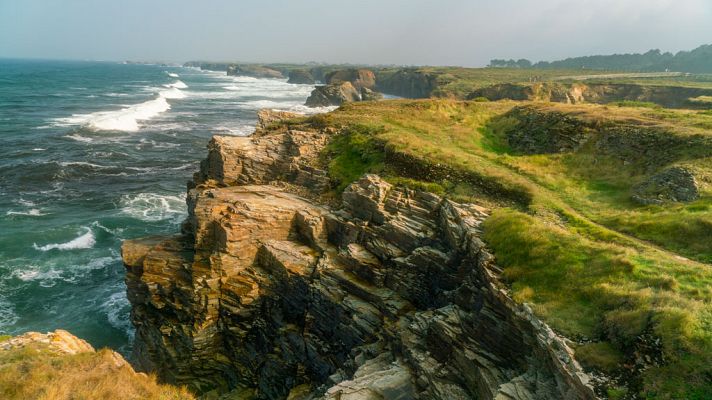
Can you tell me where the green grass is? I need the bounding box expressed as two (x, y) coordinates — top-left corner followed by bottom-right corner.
(321, 124), (386, 192)
(611, 100), (662, 109)
(287, 99), (712, 398)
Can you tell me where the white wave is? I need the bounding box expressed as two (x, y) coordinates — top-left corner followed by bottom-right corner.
(10, 256), (118, 287)
(120, 193), (185, 222)
(6, 209), (45, 217)
(58, 161), (110, 169)
(166, 72), (180, 78)
(165, 80), (188, 89)
(101, 290), (134, 338)
(17, 199), (36, 207)
(33, 228), (96, 252)
(137, 138), (181, 149)
(91, 221), (124, 236)
(12, 266), (63, 285)
(32, 148), (46, 151)
(52, 84), (187, 132)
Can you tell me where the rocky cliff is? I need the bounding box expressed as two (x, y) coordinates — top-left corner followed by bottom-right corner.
(122, 110), (599, 399)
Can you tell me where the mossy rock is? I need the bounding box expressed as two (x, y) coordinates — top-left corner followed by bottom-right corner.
(632, 166), (700, 205)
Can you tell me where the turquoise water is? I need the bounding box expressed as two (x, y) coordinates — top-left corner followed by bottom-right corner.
(0, 59), (322, 354)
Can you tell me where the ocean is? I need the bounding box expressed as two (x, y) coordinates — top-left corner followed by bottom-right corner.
(0, 59), (328, 354)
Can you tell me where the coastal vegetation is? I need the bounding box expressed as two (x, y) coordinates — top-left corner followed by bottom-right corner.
(275, 98), (712, 398)
(0, 339), (194, 400)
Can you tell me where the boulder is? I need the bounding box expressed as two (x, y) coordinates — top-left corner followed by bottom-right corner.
(361, 87), (384, 101)
(325, 69), (377, 90)
(632, 166), (700, 205)
(305, 82), (361, 107)
(287, 69), (316, 84)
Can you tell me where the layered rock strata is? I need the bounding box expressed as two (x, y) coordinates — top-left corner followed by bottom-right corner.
(123, 117), (598, 399)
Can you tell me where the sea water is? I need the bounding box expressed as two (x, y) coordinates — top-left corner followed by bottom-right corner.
(0, 59), (330, 354)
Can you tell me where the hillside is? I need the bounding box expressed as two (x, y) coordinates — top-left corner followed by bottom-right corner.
(273, 100), (712, 399)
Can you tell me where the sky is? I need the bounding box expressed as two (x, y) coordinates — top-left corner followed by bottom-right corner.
(1, 0), (711, 66)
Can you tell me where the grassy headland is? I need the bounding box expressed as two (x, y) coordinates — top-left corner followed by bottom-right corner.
(271, 99), (712, 399)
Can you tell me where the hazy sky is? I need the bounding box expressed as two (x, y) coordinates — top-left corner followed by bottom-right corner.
(1, 0), (711, 66)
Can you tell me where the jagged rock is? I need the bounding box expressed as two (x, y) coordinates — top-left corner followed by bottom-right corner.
(227, 64), (284, 79)
(305, 82), (361, 107)
(288, 69), (316, 84)
(632, 166), (700, 205)
(124, 128), (599, 399)
(255, 109), (302, 136)
(325, 69), (376, 90)
(360, 87), (383, 101)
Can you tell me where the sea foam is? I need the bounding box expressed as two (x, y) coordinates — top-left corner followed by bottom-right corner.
(120, 193), (185, 222)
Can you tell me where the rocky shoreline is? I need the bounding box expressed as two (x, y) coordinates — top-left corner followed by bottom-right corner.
(121, 111), (599, 399)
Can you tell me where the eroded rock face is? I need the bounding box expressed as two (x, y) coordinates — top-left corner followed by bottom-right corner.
(375, 69), (438, 98)
(325, 69), (376, 90)
(123, 130), (598, 399)
(305, 82), (361, 107)
(632, 166), (700, 205)
(288, 69), (316, 85)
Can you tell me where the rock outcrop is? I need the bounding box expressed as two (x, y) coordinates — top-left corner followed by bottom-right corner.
(305, 82), (362, 107)
(375, 69), (438, 98)
(254, 109), (302, 136)
(288, 69), (316, 84)
(360, 87), (383, 102)
(227, 64), (285, 79)
(325, 69), (376, 90)
(632, 166), (700, 205)
(123, 121), (598, 399)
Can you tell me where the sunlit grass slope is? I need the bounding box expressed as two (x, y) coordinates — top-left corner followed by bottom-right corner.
(274, 99), (712, 399)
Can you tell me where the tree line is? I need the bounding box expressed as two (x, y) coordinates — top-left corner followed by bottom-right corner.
(488, 44), (712, 73)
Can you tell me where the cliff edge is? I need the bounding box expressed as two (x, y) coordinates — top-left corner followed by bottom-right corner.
(122, 110), (597, 399)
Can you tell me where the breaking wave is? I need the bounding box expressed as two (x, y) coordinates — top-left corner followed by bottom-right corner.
(51, 81), (188, 132)
(32, 227), (96, 251)
(120, 193), (185, 222)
